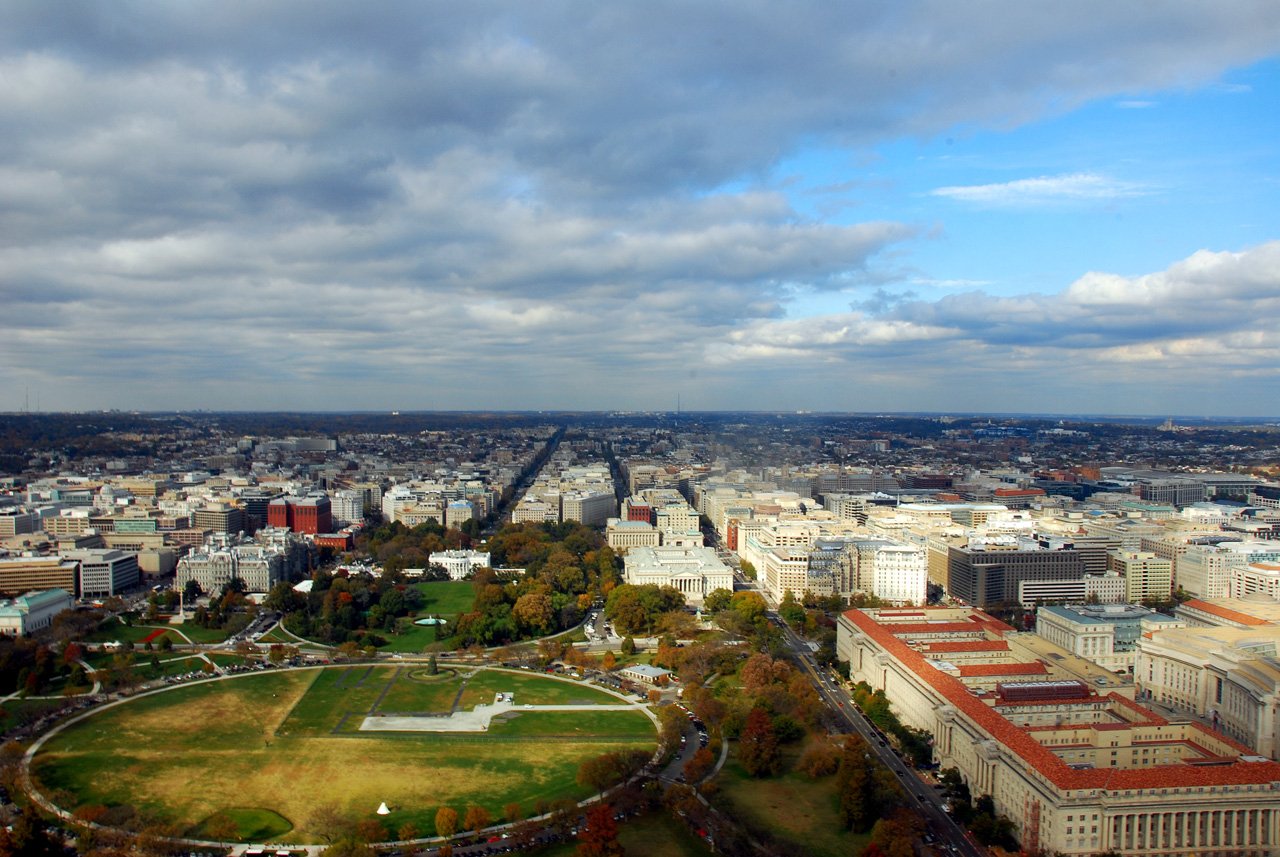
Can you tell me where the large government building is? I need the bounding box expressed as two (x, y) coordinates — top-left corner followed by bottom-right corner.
(839, 606), (1280, 855)
(623, 546), (732, 605)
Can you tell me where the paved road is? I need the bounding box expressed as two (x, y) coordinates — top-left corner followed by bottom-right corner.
(658, 705), (711, 784)
(771, 610), (985, 857)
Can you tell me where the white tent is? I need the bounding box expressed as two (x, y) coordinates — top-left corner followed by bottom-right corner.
(376, 802), (390, 815)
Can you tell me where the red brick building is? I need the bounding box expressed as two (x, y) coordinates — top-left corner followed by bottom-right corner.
(314, 532), (353, 551)
(627, 503), (654, 524)
(267, 496), (333, 535)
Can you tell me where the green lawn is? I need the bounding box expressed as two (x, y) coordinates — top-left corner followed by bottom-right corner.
(712, 742), (871, 857)
(83, 617), (171, 644)
(380, 620), (449, 653)
(277, 667), (399, 736)
(257, 626), (293, 644)
(83, 617), (233, 646)
(168, 623), (235, 644)
(374, 670), (463, 713)
(412, 581), (475, 616)
(363, 581), (475, 653)
(487, 709), (653, 738)
(457, 670), (619, 708)
(189, 807), (294, 842)
(31, 667), (656, 844)
(81, 651), (124, 670)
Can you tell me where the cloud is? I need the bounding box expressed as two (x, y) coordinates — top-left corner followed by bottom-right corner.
(702, 242), (1280, 412)
(931, 172), (1150, 205)
(877, 243), (1280, 352)
(1117, 100), (1158, 108)
(909, 278), (995, 288)
(1, 2), (1279, 410)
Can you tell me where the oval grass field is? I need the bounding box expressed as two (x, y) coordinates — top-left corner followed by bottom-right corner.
(31, 665), (655, 844)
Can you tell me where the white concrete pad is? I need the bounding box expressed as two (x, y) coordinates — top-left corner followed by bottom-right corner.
(359, 699), (644, 733)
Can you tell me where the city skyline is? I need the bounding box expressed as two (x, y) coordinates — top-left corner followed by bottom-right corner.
(2, 3), (1279, 415)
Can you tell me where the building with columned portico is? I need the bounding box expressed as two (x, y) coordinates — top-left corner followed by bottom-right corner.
(623, 546), (732, 606)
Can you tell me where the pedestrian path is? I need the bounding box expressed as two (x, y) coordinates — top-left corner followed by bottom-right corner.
(360, 696), (644, 732)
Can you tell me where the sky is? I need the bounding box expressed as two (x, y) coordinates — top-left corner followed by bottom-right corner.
(3, 2), (1280, 416)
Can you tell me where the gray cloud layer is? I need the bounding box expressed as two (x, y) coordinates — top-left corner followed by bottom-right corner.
(2, 2), (1279, 412)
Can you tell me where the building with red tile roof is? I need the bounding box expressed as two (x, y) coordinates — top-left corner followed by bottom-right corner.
(838, 606), (1280, 855)
(1178, 597), (1274, 627)
(957, 662), (1049, 677)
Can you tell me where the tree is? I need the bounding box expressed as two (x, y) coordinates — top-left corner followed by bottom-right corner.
(320, 839), (376, 857)
(779, 590), (805, 629)
(504, 802), (523, 824)
(771, 713), (805, 743)
(310, 803), (352, 844)
(463, 805), (491, 832)
(620, 636), (636, 655)
(798, 739), (842, 778)
(62, 641), (83, 665)
(703, 588), (732, 613)
(729, 590), (766, 623)
(1, 804), (62, 857)
(836, 738), (875, 832)
(183, 579), (203, 602)
(513, 591), (554, 636)
(871, 808), (917, 857)
(397, 821), (420, 842)
(578, 754), (618, 793)
(66, 663), (88, 690)
(354, 818), (387, 844)
(434, 807), (459, 839)
(739, 707), (780, 777)
(575, 801), (623, 857)
(602, 651), (616, 670)
(427, 654), (439, 675)
(683, 747), (714, 783)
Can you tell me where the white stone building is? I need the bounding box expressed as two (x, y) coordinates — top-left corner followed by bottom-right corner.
(0, 588), (75, 636)
(176, 540), (285, 594)
(428, 549), (491, 580)
(605, 519), (661, 552)
(623, 546), (732, 605)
